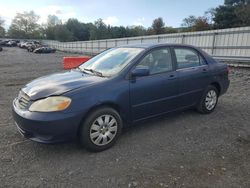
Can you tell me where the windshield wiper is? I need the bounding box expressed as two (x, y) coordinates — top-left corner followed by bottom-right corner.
(75, 67), (91, 75)
(82, 68), (104, 77)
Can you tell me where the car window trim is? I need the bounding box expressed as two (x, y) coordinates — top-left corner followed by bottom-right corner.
(136, 69), (176, 80)
(176, 64), (208, 71)
(198, 53), (207, 66)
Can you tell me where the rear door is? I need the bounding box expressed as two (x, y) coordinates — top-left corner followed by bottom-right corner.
(173, 47), (211, 107)
(129, 47), (179, 121)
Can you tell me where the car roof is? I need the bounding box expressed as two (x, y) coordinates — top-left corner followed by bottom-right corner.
(120, 43), (198, 50)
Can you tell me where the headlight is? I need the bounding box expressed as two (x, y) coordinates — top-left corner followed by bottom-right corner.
(29, 96), (71, 112)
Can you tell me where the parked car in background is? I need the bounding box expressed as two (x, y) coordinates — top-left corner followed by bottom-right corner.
(0, 40), (10, 46)
(18, 41), (27, 48)
(0, 40), (21, 47)
(12, 44), (230, 152)
(6, 40), (17, 47)
(27, 44), (42, 52)
(33, 47), (56, 53)
(23, 42), (33, 49)
(27, 45), (36, 52)
(17, 40), (42, 49)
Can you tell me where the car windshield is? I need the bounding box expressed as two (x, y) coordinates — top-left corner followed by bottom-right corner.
(79, 47), (144, 77)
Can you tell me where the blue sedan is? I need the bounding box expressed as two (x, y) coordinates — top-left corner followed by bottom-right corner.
(12, 44), (230, 152)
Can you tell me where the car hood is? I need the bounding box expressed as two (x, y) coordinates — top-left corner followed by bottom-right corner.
(22, 70), (105, 100)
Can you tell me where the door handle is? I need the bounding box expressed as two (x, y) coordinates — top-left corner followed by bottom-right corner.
(202, 68), (208, 73)
(168, 74), (176, 80)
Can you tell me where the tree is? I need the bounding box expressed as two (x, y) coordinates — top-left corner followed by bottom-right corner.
(110, 26), (127, 38)
(0, 17), (5, 37)
(90, 19), (111, 40)
(182, 15), (210, 31)
(54, 24), (74, 42)
(164, 27), (177, 34)
(151, 17), (165, 34)
(66, 19), (90, 41)
(0, 27), (5, 38)
(204, 9), (216, 26)
(126, 26), (146, 37)
(181, 15), (197, 28)
(47, 15), (61, 27)
(212, 0), (250, 29)
(44, 26), (55, 40)
(8, 11), (40, 38)
(235, 1), (250, 26)
(43, 15), (61, 40)
(0, 17), (4, 26)
(224, 0), (247, 6)
(213, 5), (242, 28)
(192, 17), (210, 31)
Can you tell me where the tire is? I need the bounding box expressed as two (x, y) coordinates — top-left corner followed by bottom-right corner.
(197, 85), (219, 114)
(79, 107), (123, 152)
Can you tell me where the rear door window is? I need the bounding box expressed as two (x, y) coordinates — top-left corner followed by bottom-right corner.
(174, 48), (204, 69)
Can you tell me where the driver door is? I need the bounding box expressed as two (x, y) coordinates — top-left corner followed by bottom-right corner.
(129, 47), (179, 121)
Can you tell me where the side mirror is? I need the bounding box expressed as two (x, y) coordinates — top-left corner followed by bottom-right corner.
(131, 66), (150, 77)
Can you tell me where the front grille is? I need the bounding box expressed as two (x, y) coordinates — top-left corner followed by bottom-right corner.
(16, 90), (30, 110)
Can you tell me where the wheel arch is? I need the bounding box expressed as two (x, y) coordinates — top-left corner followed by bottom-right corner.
(210, 82), (221, 95)
(77, 102), (122, 137)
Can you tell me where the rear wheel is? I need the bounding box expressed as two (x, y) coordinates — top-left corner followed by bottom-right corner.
(79, 107), (122, 152)
(197, 85), (218, 114)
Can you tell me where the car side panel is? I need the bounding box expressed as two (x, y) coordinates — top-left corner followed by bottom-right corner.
(177, 65), (212, 107)
(129, 71), (179, 121)
(209, 62), (230, 95)
(65, 78), (131, 124)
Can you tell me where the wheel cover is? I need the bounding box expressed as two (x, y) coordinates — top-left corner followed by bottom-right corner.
(205, 90), (217, 111)
(89, 115), (118, 146)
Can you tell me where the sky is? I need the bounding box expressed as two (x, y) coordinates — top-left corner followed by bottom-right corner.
(0, 0), (224, 29)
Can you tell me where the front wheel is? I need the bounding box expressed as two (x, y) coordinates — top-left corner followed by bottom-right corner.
(79, 107), (122, 152)
(197, 85), (219, 114)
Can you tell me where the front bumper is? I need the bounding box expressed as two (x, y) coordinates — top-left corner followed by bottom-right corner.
(12, 99), (83, 143)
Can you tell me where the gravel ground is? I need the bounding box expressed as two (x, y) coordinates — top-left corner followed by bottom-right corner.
(0, 47), (250, 188)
